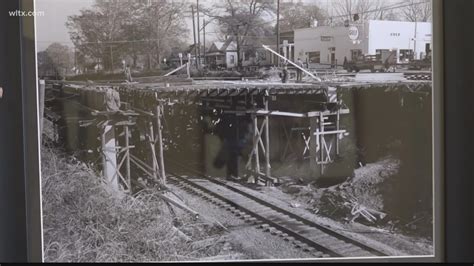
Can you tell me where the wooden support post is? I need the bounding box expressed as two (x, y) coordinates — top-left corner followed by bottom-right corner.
(186, 61), (191, 78)
(336, 109), (340, 155)
(264, 97), (271, 184)
(124, 125), (131, 191)
(309, 116), (320, 179)
(319, 112), (325, 175)
(156, 104), (166, 185)
(101, 124), (119, 191)
(253, 114), (260, 175)
(148, 121), (159, 181)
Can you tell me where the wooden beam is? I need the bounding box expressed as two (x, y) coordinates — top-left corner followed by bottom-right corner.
(262, 44), (321, 82)
(223, 108), (350, 118)
(164, 63), (188, 77)
(313, 130), (347, 136)
(124, 125), (131, 191)
(156, 104), (166, 185)
(157, 193), (199, 219)
(309, 116), (320, 178)
(101, 124), (119, 191)
(264, 97), (271, 183)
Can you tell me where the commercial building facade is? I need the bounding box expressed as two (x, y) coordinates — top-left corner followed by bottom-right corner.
(294, 20), (432, 68)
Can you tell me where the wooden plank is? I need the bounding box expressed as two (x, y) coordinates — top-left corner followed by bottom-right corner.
(124, 125), (131, 191)
(164, 63), (188, 76)
(264, 98), (271, 182)
(156, 104), (166, 185)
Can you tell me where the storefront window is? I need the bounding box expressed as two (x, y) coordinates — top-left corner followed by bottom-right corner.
(307, 51), (320, 63)
(351, 49), (363, 60)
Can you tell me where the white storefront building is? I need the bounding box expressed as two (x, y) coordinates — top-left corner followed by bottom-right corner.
(293, 20), (432, 67)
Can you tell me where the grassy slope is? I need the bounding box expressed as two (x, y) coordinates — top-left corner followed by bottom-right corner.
(41, 146), (226, 262)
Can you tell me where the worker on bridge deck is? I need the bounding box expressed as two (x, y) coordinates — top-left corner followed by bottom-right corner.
(124, 64), (133, 82)
(296, 58), (304, 83)
(281, 60), (289, 84)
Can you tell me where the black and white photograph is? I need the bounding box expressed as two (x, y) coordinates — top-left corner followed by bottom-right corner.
(36, 0), (435, 262)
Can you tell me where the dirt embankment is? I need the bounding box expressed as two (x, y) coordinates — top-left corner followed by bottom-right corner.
(275, 156), (433, 241)
(41, 146), (230, 262)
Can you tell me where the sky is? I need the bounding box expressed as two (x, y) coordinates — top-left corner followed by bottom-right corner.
(35, 0), (403, 51)
(34, 0), (332, 51)
(35, 0), (222, 51)
(35, 0), (95, 51)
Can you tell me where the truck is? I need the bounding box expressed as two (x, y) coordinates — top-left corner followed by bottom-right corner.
(406, 52), (432, 70)
(343, 50), (398, 73)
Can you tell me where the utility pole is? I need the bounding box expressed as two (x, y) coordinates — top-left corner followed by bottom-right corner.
(414, 16), (418, 60)
(110, 46), (113, 72)
(191, 5), (197, 61)
(196, 0), (201, 67)
(276, 0), (280, 67)
(203, 18), (206, 65)
(74, 46), (77, 73)
(236, 24), (241, 69)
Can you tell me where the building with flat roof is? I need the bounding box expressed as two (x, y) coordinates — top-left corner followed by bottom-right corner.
(293, 20), (432, 68)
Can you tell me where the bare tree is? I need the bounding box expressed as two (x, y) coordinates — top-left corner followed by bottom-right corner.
(399, 0), (431, 22)
(205, 0), (275, 69)
(280, 1), (327, 31)
(67, 0), (131, 71)
(136, 1), (188, 69)
(331, 0), (399, 23)
(67, 0), (188, 71)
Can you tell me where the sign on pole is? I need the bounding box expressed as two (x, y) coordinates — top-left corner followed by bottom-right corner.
(348, 26), (359, 41)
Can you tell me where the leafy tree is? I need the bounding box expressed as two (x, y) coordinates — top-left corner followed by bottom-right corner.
(37, 50), (55, 78)
(38, 42), (73, 78)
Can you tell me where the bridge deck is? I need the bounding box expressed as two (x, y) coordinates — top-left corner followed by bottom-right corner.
(47, 79), (432, 105)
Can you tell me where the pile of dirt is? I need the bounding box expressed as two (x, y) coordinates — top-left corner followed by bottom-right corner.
(286, 157), (400, 225)
(41, 146), (229, 262)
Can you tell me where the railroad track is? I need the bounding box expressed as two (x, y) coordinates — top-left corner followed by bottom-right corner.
(403, 72), (432, 81)
(165, 161), (389, 258)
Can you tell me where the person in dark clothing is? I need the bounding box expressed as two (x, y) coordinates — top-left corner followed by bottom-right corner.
(281, 62), (289, 83)
(296, 58), (304, 82)
(213, 114), (253, 180)
(124, 64), (133, 82)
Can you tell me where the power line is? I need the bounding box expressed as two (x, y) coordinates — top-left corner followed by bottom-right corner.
(327, 0), (430, 20)
(38, 1), (431, 48)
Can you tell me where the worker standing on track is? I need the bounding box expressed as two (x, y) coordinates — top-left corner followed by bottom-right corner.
(296, 58), (304, 83)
